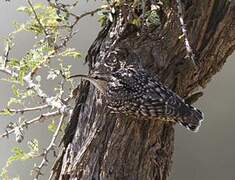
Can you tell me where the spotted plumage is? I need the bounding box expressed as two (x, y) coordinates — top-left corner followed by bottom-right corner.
(76, 67), (203, 132)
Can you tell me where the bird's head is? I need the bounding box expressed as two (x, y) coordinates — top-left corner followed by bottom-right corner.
(69, 67), (138, 95)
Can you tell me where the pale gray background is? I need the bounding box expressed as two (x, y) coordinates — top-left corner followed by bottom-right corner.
(0, 1), (234, 180)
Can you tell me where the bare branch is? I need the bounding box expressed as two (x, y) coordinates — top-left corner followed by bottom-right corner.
(0, 67), (18, 77)
(72, 7), (102, 27)
(47, 0), (102, 28)
(3, 37), (13, 67)
(0, 111), (61, 139)
(0, 104), (49, 114)
(33, 113), (66, 179)
(176, 0), (196, 66)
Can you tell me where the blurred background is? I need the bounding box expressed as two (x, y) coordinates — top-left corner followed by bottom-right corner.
(0, 1), (234, 180)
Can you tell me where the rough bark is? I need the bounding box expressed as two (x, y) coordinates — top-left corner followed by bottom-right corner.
(50, 1), (235, 180)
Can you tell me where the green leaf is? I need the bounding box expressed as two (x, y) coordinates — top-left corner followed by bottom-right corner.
(12, 85), (20, 97)
(61, 48), (81, 59)
(1, 140), (40, 179)
(7, 98), (22, 107)
(17, 6), (31, 14)
(7, 58), (20, 68)
(146, 10), (161, 26)
(27, 139), (39, 157)
(8, 147), (29, 162)
(131, 18), (142, 27)
(33, 3), (45, 10)
(17, 3), (44, 15)
(1, 167), (9, 180)
(48, 120), (57, 133)
(0, 109), (13, 116)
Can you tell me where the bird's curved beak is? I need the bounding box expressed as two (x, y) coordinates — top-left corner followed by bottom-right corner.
(68, 74), (107, 94)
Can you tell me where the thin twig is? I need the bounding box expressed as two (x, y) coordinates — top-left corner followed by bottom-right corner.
(0, 104), (49, 114)
(47, 0), (102, 28)
(3, 38), (12, 67)
(74, 7), (102, 26)
(34, 113), (66, 179)
(0, 67), (18, 77)
(0, 111), (60, 139)
(27, 0), (48, 36)
(55, 1), (79, 8)
(176, 0), (196, 65)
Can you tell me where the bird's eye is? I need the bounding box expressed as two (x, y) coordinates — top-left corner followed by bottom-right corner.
(92, 74), (108, 81)
(92, 75), (100, 79)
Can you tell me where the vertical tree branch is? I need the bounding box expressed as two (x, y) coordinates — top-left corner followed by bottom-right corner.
(176, 0), (196, 65)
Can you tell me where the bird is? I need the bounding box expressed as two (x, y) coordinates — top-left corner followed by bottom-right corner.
(71, 67), (203, 132)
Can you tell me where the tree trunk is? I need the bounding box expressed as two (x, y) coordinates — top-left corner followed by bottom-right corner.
(50, 1), (235, 180)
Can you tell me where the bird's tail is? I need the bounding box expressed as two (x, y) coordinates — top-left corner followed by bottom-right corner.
(176, 104), (204, 132)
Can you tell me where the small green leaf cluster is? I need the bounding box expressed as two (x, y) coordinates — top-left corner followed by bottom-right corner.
(145, 10), (161, 26)
(17, 3), (65, 35)
(1, 139), (39, 180)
